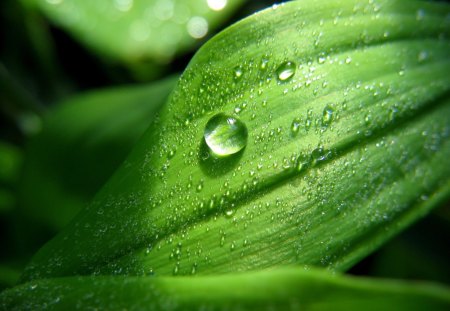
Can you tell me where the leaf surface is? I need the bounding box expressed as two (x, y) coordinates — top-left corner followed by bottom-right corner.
(3, 268), (450, 310)
(21, 0), (450, 281)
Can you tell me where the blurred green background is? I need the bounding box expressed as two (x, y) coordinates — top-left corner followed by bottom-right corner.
(0, 0), (449, 291)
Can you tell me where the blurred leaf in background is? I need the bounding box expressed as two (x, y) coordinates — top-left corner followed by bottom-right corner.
(18, 76), (177, 231)
(2, 268), (450, 310)
(20, 0), (246, 79)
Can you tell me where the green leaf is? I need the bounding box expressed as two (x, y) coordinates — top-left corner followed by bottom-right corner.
(0, 141), (22, 213)
(0, 141), (22, 187)
(0, 265), (21, 291)
(22, 0), (245, 64)
(18, 76), (177, 230)
(20, 0), (450, 281)
(3, 268), (450, 310)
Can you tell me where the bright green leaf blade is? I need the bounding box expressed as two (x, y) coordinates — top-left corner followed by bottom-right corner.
(18, 76), (177, 230)
(3, 268), (450, 311)
(21, 0), (450, 281)
(22, 0), (245, 64)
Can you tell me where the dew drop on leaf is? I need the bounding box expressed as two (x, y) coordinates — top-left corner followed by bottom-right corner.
(225, 209), (234, 218)
(291, 118), (301, 135)
(233, 66), (243, 81)
(196, 180), (204, 192)
(296, 154), (310, 172)
(173, 263), (179, 275)
(191, 263), (197, 275)
(311, 147), (330, 165)
(204, 113), (248, 157)
(260, 58), (269, 70)
(276, 61), (296, 81)
(322, 105), (334, 126)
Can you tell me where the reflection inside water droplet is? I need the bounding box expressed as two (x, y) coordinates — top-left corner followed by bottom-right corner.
(204, 113), (248, 157)
(276, 61), (296, 81)
(322, 105), (334, 126)
(291, 118), (301, 135)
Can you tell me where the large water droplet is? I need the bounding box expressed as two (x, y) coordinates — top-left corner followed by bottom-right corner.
(204, 113), (248, 157)
(276, 61), (296, 81)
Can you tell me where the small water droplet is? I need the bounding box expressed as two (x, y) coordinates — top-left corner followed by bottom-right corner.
(291, 118), (301, 135)
(305, 118), (312, 130)
(173, 263), (179, 275)
(191, 263), (198, 274)
(196, 180), (204, 192)
(260, 58), (269, 70)
(311, 147), (330, 165)
(230, 241), (236, 251)
(296, 154), (310, 172)
(167, 149), (176, 159)
(389, 107), (399, 122)
(225, 209), (235, 218)
(322, 105), (334, 126)
(276, 61), (296, 82)
(204, 113), (248, 157)
(234, 66), (243, 81)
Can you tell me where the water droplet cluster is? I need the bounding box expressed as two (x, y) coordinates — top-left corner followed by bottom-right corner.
(22, 0), (450, 283)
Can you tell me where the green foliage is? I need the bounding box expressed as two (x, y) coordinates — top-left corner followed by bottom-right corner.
(0, 142), (21, 213)
(1, 0), (450, 310)
(20, 0), (450, 282)
(19, 76), (176, 230)
(22, 0), (245, 64)
(2, 268), (450, 310)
